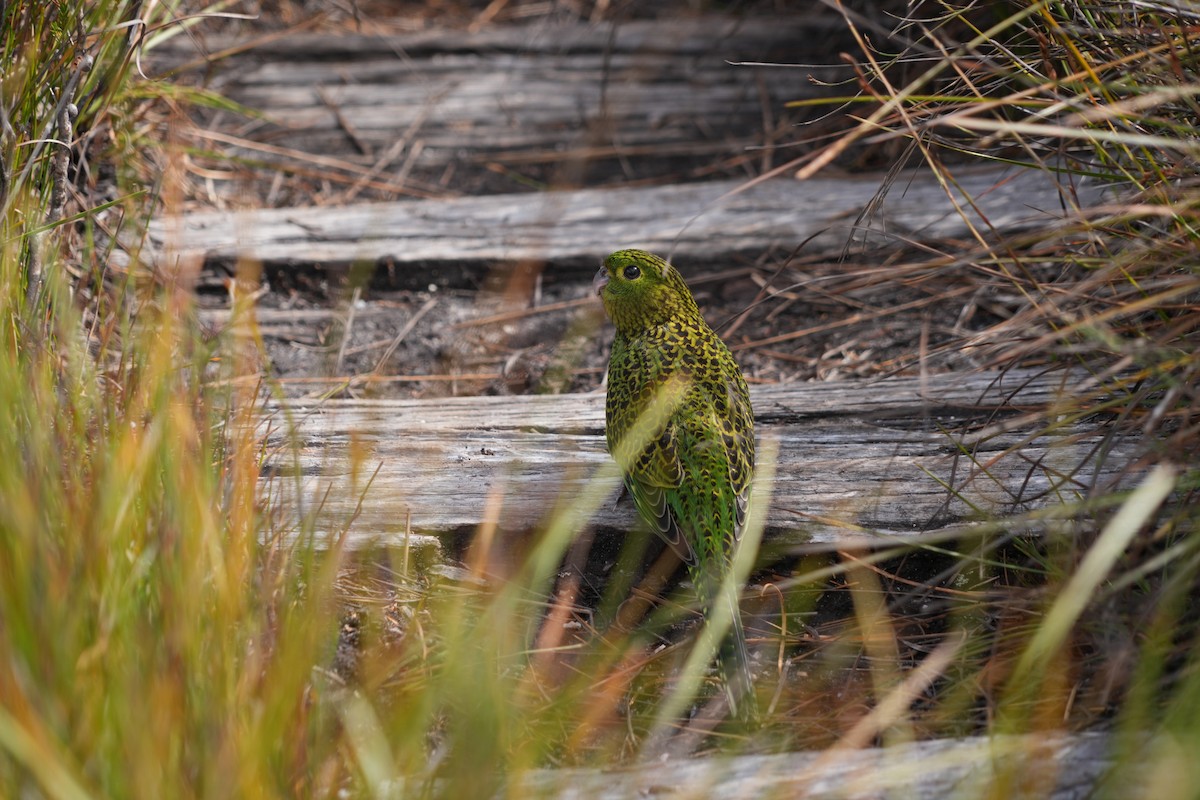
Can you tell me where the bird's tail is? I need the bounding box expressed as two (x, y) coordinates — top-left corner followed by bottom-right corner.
(717, 590), (758, 722)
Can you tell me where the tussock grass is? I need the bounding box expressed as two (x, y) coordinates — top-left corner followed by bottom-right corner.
(793, 0), (1200, 791)
(1, 3), (344, 796)
(2, 1), (1199, 797)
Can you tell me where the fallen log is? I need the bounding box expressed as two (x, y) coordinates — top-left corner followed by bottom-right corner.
(512, 730), (1115, 800)
(149, 17), (846, 181)
(151, 167), (1103, 272)
(262, 368), (1141, 549)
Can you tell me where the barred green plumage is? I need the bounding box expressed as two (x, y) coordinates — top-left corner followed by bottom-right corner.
(594, 248), (756, 715)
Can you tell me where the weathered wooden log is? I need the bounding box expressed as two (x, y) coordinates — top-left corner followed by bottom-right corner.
(151, 168), (1104, 271)
(154, 17), (849, 67)
(262, 369), (1140, 549)
(150, 17), (846, 175)
(512, 730), (1115, 799)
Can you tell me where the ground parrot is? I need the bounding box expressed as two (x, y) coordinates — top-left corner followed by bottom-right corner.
(594, 248), (756, 716)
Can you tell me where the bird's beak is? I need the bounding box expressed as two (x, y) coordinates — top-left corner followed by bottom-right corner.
(592, 266), (609, 297)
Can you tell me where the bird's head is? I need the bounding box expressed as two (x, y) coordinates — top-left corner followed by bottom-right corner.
(594, 249), (701, 335)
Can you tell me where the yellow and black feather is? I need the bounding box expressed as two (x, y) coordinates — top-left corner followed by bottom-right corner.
(595, 249), (754, 573)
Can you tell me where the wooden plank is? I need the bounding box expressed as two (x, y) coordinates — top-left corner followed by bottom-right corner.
(150, 18), (845, 169)
(513, 730), (1113, 799)
(154, 18), (849, 66)
(151, 167), (1103, 270)
(262, 369), (1141, 548)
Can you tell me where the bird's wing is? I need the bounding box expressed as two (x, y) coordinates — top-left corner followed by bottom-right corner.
(625, 474), (696, 566)
(605, 336), (695, 565)
(623, 419), (697, 566)
(725, 376), (755, 539)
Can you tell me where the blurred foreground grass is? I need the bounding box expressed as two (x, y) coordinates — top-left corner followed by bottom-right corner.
(0, 5), (343, 796)
(0, 2), (1198, 798)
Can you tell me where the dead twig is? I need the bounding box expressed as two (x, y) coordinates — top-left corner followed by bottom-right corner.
(369, 296), (438, 377)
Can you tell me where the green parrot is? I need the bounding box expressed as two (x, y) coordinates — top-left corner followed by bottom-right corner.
(594, 248), (756, 716)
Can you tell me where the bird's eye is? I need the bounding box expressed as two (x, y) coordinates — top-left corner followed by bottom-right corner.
(623, 265), (641, 280)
